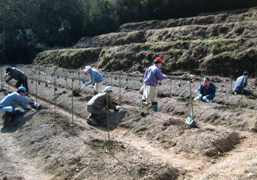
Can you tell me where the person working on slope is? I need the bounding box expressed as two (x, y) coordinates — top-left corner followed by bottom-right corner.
(194, 77), (216, 103)
(141, 57), (167, 112)
(234, 71), (251, 95)
(86, 86), (120, 126)
(3, 67), (29, 94)
(83, 66), (104, 95)
(0, 87), (40, 126)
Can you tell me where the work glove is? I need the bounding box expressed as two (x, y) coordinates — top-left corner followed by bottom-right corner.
(33, 102), (40, 108)
(85, 82), (90, 87)
(30, 102), (40, 109)
(114, 106), (121, 112)
(194, 94), (202, 101)
(27, 107), (37, 112)
(2, 81), (5, 86)
(194, 96), (201, 101)
(202, 96), (207, 101)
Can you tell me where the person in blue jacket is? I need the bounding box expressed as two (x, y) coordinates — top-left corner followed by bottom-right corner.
(84, 66), (104, 95)
(141, 57), (167, 112)
(234, 71), (251, 95)
(0, 87), (40, 126)
(194, 77), (216, 103)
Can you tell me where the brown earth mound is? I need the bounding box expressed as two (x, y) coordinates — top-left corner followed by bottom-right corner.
(2, 65), (257, 179)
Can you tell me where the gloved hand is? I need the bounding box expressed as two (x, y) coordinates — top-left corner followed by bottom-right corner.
(115, 106), (121, 112)
(33, 102), (40, 108)
(85, 82), (90, 87)
(194, 94), (202, 101)
(202, 96), (207, 101)
(2, 81), (5, 86)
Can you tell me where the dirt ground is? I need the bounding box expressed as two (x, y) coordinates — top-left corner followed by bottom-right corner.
(0, 64), (257, 180)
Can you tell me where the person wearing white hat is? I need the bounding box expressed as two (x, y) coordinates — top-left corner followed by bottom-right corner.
(0, 87), (40, 126)
(86, 86), (121, 125)
(83, 65), (104, 95)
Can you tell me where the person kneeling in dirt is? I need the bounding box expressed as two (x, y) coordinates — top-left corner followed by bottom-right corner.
(194, 77), (216, 103)
(83, 66), (104, 95)
(0, 87), (40, 126)
(141, 57), (167, 112)
(233, 71), (251, 95)
(86, 86), (121, 126)
(3, 67), (29, 94)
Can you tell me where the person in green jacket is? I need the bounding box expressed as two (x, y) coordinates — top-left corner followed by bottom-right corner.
(86, 86), (120, 125)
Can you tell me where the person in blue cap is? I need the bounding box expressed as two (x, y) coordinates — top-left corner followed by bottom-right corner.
(83, 66), (104, 95)
(234, 71), (251, 95)
(0, 87), (40, 126)
(194, 77), (216, 103)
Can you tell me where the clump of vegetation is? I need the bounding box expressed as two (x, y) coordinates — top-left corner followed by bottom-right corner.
(1, 0), (257, 64)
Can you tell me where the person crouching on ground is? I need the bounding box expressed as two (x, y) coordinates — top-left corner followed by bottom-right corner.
(83, 66), (104, 95)
(194, 77), (216, 103)
(86, 86), (121, 126)
(141, 57), (167, 112)
(234, 71), (251, 95)
(3, 67), (29, 94)
(0, 87), (40, 126)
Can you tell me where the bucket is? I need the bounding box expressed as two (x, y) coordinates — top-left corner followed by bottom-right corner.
(185, 115), (196, 127)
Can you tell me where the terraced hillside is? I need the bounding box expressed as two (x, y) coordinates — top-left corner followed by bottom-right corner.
(1, 6), (257, 180)
(34, 7), (257, 77)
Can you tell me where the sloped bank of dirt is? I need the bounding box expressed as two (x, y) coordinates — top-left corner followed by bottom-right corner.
(1, 65), (257, 179)
(0, 96), (180, 180)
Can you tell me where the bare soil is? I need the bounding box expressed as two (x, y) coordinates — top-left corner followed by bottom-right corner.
(0, 64), (257, 180)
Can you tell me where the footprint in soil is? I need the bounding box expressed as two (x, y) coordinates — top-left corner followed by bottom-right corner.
(78, 96), (92, 101)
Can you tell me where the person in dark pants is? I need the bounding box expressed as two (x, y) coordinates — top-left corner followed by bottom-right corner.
(234, 71), (251, 95)
(0, 87), (40, 126)
(83, 66), (104, 95)
(194, 77), (216, 103)
(3, 67), (29, 94)
(86, 86), (120, 125)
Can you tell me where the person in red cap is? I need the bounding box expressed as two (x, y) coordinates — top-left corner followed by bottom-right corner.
(141, 57), (167, 112)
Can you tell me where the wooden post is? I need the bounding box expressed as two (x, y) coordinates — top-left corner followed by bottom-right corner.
(241, 76), (244, 111)
(189, 80), (194, 120)
(0, 69), (3, 90)
(35, 75), (38, 103)
(66, 69), (68, 92)
(44, 65), (47, 87)
(119, 73), (121, 105)
(106, 93), (111, 152)
(111, 71), (113, 86)
(72, 79), (74, 132)
(54, 77), (56, 120)
(78, 70), (81, 87)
